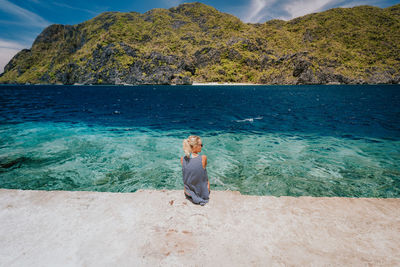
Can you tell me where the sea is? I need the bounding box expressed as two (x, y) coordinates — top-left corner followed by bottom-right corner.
(1, 84), (399, 197)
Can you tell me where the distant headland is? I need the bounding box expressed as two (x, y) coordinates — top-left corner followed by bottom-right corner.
(1, 2), (399, 85)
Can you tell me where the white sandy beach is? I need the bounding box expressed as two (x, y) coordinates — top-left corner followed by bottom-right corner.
(191, 82), (262, 86)
(0, 189), (399, 266)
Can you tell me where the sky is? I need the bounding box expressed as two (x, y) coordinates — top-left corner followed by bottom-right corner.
(0, 0), (398, 73)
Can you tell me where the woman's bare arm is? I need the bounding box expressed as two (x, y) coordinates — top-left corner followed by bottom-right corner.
(202, 155), (210, 192)
(201, 155), (207, 169)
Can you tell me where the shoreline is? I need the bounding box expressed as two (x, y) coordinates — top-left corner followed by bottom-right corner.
(1, 188), (399, 265)
(1, 82), (400, 86)
(191, 82), (263, 86)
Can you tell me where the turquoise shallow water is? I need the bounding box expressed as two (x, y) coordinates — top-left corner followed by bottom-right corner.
(1, 85), (399, 197)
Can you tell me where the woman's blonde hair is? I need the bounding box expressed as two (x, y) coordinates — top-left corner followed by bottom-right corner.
(183, 135), (201, 158)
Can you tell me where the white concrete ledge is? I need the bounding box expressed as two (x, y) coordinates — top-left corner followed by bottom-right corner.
(1, 189), (399, 266)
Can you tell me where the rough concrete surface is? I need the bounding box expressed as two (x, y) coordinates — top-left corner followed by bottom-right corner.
(0, 189), (399, 266)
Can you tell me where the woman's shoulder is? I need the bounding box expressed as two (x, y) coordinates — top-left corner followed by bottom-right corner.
(201, 155), (207, 168)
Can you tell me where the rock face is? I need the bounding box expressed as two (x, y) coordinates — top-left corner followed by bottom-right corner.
(0, 189), (399, 265)
(1, 2), (400, 85)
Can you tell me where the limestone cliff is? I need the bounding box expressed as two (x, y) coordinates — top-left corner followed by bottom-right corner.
(1, 2), (399, 85)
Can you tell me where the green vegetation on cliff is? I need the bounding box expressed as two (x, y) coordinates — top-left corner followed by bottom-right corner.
(1, 2), (399, 85)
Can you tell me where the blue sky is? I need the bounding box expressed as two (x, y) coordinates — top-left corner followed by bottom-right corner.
(0, 0), (398, 73)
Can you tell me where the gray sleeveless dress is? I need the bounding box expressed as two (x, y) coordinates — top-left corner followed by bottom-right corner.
(182, 155), (210, 205)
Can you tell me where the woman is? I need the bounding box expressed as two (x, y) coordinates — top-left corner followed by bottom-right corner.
(181, 135), (210, 206)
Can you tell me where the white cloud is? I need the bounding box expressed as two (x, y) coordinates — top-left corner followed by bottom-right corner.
(0, 39), (28, 74)
(244, 0), (274, 23)
(280, 0), (335, 20)
(0, 0), (50, 28)
(0, 39), (26, 50)
(339, 0), (375, 8)
(241, 0), (386, 22)
(52, 2), (98, 15)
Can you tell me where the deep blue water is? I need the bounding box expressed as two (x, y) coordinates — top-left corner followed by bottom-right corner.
(1, 84), (399, 197)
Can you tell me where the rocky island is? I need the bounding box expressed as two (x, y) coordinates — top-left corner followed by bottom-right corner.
(0, 2), (399, 85)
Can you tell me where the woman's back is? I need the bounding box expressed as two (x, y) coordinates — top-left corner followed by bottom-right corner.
(182, 155), (210, 205)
